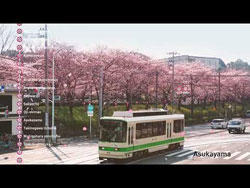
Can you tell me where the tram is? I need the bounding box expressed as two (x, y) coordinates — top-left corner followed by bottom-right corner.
(98, 109), (185, 160)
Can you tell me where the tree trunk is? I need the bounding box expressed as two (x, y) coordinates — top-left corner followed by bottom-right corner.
(190, 76), (194, 117)
(203, 97), (207, 110)
(214, 100), (217, 108)
(190, 78), (194, 117)
(191, 97), (194, 117)
(178, 97), (181, 110)
(242, 98), (245, 113)
(129, 92), (133, 110)
(234, 102), (237, 114)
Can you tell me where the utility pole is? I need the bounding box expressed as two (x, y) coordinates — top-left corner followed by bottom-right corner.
(242, 83), (245, 112)
(90, 85), (92, 104)
(51, 49), (62, 145)
(167, 52), (179, 114)
(98, 66), (103, 130)
(44, 24), (49, 145)
(218, 68), (221, 117)
(52, 54), (55, 144)
(155, 71), (159, 109)
(89, 85), (93, 139)
(130, 78), (133, 110)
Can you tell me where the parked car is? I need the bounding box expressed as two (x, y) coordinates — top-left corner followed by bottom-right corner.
(227, 119), (246, 134)
(211, 119), (228, 129)
(245, 110), (250, 118)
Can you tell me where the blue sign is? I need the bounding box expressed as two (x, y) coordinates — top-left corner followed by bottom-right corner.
(88, 104), (94, 112)
(0, 85), (4, 92)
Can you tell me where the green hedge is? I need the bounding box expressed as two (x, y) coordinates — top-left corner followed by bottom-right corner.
(37, 102), (250, 137)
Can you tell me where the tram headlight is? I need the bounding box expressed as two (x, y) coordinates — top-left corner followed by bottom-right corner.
(114, 148), (119, 151)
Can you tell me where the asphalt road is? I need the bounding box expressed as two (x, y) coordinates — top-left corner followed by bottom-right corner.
(129, 118), (250, 164)
(0, 118), (250, 164)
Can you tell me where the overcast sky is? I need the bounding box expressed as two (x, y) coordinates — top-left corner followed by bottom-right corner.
(12, 24), (250, 64)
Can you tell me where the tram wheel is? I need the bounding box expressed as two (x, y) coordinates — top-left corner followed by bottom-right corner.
(133, 150), (144, 159)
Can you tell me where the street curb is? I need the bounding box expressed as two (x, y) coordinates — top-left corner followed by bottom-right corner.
(186, 124), (250, 138)
(186, 129), (225, 138)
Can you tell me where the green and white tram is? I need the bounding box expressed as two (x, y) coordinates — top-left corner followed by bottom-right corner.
(98, 110), (185, 160)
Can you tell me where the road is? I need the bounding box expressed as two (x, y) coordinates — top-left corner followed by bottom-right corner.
(130, 118), (250, 164)
(0, 119), (250, 164)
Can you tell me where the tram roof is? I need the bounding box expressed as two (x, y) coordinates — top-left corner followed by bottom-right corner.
(101, 114), (184, 122)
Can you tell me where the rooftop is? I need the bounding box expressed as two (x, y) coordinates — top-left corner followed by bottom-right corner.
(101, 114), (184, 123)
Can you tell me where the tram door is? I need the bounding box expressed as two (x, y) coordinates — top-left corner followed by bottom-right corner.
(128, 126), (134, 151)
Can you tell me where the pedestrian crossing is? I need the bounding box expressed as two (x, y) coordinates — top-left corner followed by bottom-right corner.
(176, 150), (195, 157)
(165, 149), (189, 157)
(223, 152), (240, 160)
(165, 149), (250, 162)
(235, 152), (250, 161)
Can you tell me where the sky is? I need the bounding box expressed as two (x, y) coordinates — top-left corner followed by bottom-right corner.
(10, 24), (250, 64)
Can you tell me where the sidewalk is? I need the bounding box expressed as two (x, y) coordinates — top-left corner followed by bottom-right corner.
(0, 136), (99, 164)
(25, 136), (98, 149)
(0, 136), (99, 155)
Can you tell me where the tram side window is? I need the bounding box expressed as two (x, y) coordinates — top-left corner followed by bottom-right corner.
(152, 125), (158, 136)
(157, 121), (166, 136)
(136, 126), (142, 139)
(141, 124), (148, 138)
(136, 121), (166, 139)
(174, 120), (184, 133)
(147, 123), (153, 137)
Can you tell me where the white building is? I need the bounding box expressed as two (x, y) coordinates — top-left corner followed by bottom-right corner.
(0, 85), (18, 136)
(164, 55), (226, 70)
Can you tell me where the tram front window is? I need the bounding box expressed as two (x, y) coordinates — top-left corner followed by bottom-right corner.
(100, 120), (127, 143)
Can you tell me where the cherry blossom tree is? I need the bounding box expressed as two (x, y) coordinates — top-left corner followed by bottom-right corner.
(1, 41), (250, 120)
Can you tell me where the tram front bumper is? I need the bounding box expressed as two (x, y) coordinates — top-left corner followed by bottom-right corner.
(99, 150), (132, 159)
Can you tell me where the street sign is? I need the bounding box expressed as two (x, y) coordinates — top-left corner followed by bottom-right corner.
(88, 104), (94, 112)
(87, 111), (93, 117)
(87, 104), (94, 117)
(54, 95), (61, 101)
(87, 104), (94, 138)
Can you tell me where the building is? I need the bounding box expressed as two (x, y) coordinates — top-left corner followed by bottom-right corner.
(164, 55), (226, 70)
(0, 84), (18, 136)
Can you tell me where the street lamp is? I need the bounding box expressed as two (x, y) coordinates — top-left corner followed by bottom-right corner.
(155, 71), (159, 109)
(167, 52), (179, 114)
(51, 48), (63, 145)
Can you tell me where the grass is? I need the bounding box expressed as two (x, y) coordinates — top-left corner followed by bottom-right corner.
(37, 101), (250, 137)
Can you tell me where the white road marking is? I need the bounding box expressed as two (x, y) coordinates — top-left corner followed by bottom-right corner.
(224, 152), (241, 160)
(235, 152), (250, 161)
(177, 150), (195, 157)
(80, 158), (100, 164)
(63, 154), (99, 164)
(165, 149), (189, 157)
